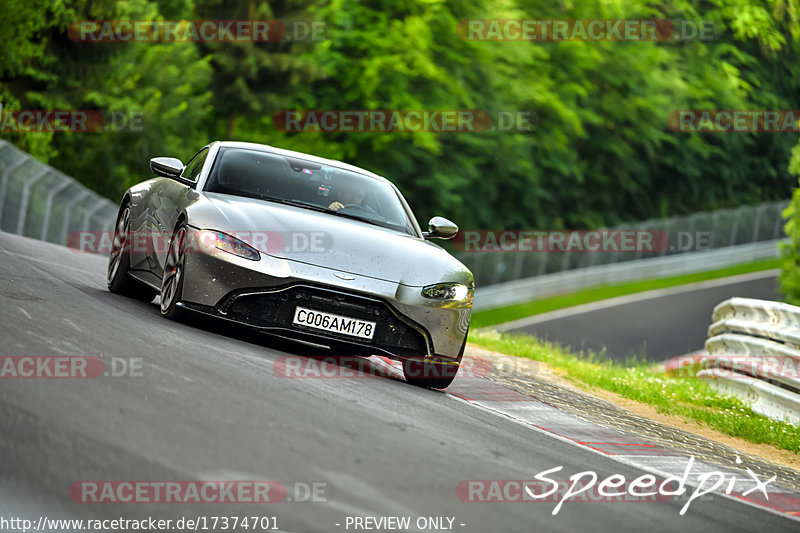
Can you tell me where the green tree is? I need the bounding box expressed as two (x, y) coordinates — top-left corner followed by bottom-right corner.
(0, 0), (213, 198)
(1, 0), (798, 233)
(779, 139), (800, 304)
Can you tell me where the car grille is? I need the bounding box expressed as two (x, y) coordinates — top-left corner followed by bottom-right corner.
(219, 284), (429, 355)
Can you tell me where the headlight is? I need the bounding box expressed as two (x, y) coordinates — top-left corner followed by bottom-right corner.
(421, 283), (472, 301)
(198, 230), (261, 261)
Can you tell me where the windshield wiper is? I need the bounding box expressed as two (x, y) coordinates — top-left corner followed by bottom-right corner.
(241, 194), (331, 214)
(325, 210), (389, 229)
(216, 189), (397, 230)
(259, 196), (323, 211)
(257, 195), (389, 228)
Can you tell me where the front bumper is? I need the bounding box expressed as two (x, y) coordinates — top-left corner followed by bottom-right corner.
(180, 228), (471, 359)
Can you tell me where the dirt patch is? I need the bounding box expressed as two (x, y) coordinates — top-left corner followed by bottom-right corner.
(569, 376), (800, 470)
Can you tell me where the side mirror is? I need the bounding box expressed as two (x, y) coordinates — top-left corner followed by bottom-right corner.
(423, 216), (458, 240)
(150, 157), (184, 178)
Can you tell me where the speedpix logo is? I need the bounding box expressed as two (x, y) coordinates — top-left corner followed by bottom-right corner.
(456, 457), (776, 516)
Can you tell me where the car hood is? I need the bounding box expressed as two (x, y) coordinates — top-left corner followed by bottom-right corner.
(187, 193), (472, 287)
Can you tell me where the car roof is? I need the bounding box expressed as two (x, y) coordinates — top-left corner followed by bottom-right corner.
(213, 141), (388, 183)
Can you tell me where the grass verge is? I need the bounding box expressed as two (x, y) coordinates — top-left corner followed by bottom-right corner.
(468, 330), (800, 453)
(471, 258), (781, 329)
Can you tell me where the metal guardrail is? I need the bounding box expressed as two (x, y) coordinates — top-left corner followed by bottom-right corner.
(473, 240), (783, 310)
(458, 200), (789, 288)
(699, 297), (800, 426)
(0, 139), (118, 244)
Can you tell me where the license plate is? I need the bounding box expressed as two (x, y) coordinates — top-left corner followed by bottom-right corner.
(292, 307), (376, 340)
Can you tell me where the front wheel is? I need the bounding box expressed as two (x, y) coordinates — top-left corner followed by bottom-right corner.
(107, 205), (157, 303)
(402, 356), (461, 389)
(161, 225), (188, 320)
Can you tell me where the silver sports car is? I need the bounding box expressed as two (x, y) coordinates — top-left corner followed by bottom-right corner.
(107, 141), (473, 388)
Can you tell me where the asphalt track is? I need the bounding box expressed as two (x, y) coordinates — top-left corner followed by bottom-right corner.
(498, 272), (780, 362)
(1, 231), (797, 532)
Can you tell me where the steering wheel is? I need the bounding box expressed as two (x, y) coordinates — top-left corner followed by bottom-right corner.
(340, 203), (364, 210)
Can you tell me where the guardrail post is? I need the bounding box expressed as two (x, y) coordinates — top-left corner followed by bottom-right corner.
(16, 167), (49, 235)
(59, 190), (91, 245)
(40, 178), (74, 241)
(80, 200), (108, 233)
(0, 157), (28, 221)
(701, 297), (800, 426)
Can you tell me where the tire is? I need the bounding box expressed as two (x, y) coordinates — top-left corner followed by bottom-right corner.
(107, 205), (157, 303)
(402, 354), (462, 389)
(160, 224), (188, 320)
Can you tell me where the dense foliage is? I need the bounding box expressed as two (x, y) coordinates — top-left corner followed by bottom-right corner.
(779, 140), (800, 304)
(1, 0), (799, 231)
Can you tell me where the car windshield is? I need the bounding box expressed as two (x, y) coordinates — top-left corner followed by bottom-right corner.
(205, 147), (418, 236)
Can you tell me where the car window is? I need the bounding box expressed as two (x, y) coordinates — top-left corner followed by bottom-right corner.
(181, 147), (209, 182)
(204, 147), (417, 236)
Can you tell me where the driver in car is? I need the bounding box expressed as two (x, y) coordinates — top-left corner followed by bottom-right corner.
(328, 182), (366, 211)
